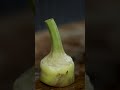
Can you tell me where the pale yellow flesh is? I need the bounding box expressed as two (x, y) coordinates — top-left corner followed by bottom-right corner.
(40, 54), (74, 87)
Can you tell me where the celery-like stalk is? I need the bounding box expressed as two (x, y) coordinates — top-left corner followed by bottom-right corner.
(40, 18), (74, 87)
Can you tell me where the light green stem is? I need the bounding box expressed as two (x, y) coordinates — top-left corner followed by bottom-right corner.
(45, 18), (64, 53)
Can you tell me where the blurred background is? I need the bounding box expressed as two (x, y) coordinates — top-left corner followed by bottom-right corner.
(35, 0), (85, 31)
(0, 0), (27, 15)
(0, 0), (34, 89)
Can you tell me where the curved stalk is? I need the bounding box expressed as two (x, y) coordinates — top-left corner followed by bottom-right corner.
(39, 18), (74, 87)
(45, 18), (64, 53)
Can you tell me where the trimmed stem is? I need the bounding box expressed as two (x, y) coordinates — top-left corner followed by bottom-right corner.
(45, 18), (64, 53)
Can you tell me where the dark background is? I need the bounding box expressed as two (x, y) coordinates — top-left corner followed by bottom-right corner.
(0, 0), (85, 31)
(86, 0), (120, 90)
(0, 0), (34, 89)
(35, 0), (85, 30)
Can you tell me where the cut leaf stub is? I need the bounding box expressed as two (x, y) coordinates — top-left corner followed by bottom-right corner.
(39, 18), (75, 87)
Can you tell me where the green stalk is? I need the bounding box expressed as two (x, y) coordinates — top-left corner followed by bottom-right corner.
(45, 18), (64, 53)
(40, 18), (74, 87)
